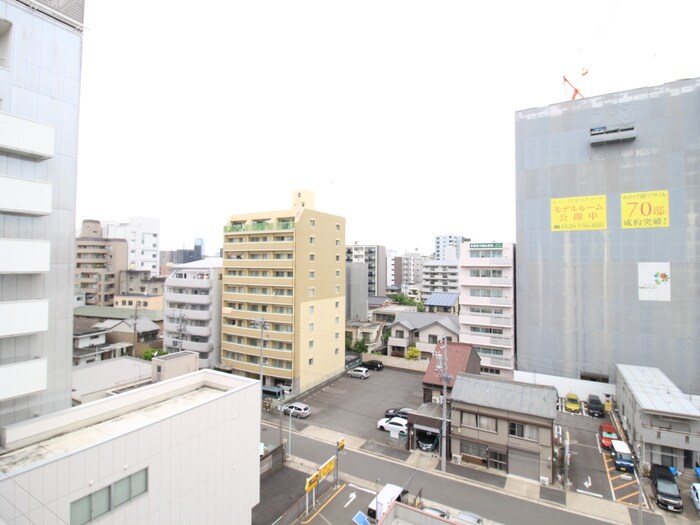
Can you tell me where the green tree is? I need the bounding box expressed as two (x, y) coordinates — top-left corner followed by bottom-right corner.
(142, 348), (167, 361)
(345, 332), (353, 352)
(416, 302), (425, 312)
(354, 340), (368, 353)
(388, 293), (416, 306)
(406, 347), (421, 360)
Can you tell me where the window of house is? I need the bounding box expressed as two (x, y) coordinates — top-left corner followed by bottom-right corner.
(395, 330), (404, 338)
(461, 412), (497, 432)
(481, 367), (502, 375)
(428, 335), (438, 344)
(509, 422), (538, 441)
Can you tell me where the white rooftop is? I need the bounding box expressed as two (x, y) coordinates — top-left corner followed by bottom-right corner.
(617, 364), (700, 419)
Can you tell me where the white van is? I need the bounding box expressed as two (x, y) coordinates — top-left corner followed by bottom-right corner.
(367, 483), (408, 521)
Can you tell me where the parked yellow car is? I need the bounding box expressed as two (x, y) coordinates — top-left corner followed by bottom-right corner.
(565, 393), (581, 413)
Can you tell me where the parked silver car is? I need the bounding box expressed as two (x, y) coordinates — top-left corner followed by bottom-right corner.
(282, 402), (311, 418)
(347, 367), (370, 379)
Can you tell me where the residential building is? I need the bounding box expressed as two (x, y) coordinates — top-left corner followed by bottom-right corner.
(346, 262), (369, 321)
(615, 364), (700, 470)
(118, 268), (166, 296)
(346, 319), (384, 354)
(220, 191), (346, 393)
(75, 220), (128, 306)
(370, 304), (417, 324)
(74, 305), (164, 334)
(72, 317), (130, 366)
(459, 242), (516, 379)
(0, 0), (84, 426)
(103, 216), (160, 277)
(434, 235), (468, 261)
(392, 251), (425, 290)
(345, 243), (387, 296)
(423, 292), (459, 314)
(421, 342), (480, 403)
(386, 312), (459, 358)
(419, 258), (459, 301)
(0, 370), (260, 524)
(113, 293), (164, 312)
(450, 374), (558, 483)
(92, 316), (161, 358)
(163, 258), (223, 369)
(515, 78), (700, 394)
(159, 238), (205, 275)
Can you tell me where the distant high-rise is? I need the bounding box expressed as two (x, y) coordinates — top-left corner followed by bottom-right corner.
(220, 191), (346, 393)
(103, 216), (160, 277)
(515, 78), (700, 394)
(345, 243), (387, 296)
(0, 0), (85, 426)
(434, 235), (468, 261)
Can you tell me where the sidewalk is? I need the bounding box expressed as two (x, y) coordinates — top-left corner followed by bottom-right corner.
(264, 423), (698, 525)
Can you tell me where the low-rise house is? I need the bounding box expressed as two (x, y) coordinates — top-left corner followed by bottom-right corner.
(450, 373), (558, 484)
(423, 292), (459, 314)
(422, 342), (480, 403)
(616, 364), (700, 470)
(73, 318), (130, 366)
(386, 312), (459, 358)
(345, 319), (384, 354)
(93, 317), (161, 358)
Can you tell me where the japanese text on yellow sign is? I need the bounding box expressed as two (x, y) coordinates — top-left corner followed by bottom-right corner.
(319, 457), (335, 479)
(551, 195), (607, 231)
(621, 190), (669, 229)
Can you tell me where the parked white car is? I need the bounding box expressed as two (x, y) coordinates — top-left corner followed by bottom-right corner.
(691, 483), (700, 514)
(377, 416), (408, 434)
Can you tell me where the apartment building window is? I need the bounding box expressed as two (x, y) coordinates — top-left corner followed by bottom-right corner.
(309, 358), (314, 366)
(335, 332), (339, 340)
(335, 285), (340, 293)
(309, 340), (314, 349)
(309, 288), (315, 297)
(309, 236), (315, 244)
(309, 271), (315, 279)
(470, 288), (503, 298)
(335, 239), (340, 247)
(309, 306), (314, 314)
(509, 422), (538, 441)
(335, 301), (339, 308)
(335, 255), (340, 262)
(310, 219), (316, 227)
(470, 307), (504, 316)
(335, 347), (339, 355)
(0, 20), (11, 69)
(474, 346), (504, 356)
(470, 327), (503, 335)
(335, 316), (339, 324)
(335, 270), (340, 277)
(309, 323), (314, 331)
(470, 269), (503, 278)
(310, 253), (315, 261)
(481, 367), (502, 375)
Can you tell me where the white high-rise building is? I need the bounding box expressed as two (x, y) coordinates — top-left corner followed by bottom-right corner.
(458, 242), (516, 378)
(434, 235), (468, 261)
(164, 258), (223, 368)
(0, 0), (84, 426)
(103, 216), (160, 276)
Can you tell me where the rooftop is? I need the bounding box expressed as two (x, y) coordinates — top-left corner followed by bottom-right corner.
(616, 364), (700, 419)
(451, 374), (558, 420)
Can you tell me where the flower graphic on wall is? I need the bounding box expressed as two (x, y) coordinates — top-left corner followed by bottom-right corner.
(653, 272), (670, 285)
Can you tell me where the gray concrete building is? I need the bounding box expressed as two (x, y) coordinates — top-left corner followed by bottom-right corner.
(515, 78), (700, 394)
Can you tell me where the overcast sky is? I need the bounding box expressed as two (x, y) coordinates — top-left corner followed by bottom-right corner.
(75, 1), (699, 256)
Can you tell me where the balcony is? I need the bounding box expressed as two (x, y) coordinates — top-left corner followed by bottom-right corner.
(167, 292), (211, 305)
(165, 308), (212, 321)
(462, 256), (512, 267)
(224, 258), (294, 270)
(164, 277), (212, 290)
(0, 358), (47, 402)
(223, 240), (294, 252)
(224, 221), (295, 233)
(0, 239), (50, 274)
(0, 112), (54, 159)
(0, 299), (49, 337)
(477, 354), (514, 370)
(463, 295), (513, 307)
(459, 313), (513, 328)
(388, 336), (409, 348)
(0, 176), (51, 216)
(186, 325), (212, 338)
(463, 333), (513, 348)
(179, 340), (213, 353)
(461, 276), (513, 287)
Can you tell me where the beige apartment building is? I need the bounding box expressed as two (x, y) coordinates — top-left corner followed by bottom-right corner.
(75, 220), (128, 306)
(220, 191), (346, 393)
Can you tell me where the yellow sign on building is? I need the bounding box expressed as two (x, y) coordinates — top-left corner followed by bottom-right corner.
(621, 190), (669, 229)
(551, 195), (607, 231)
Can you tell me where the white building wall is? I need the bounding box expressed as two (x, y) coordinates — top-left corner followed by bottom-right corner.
(0, 0), (83, 425)
(459, 242), (515, 379)
(103, 217), (160, 277)
(0, 371), (260, 525)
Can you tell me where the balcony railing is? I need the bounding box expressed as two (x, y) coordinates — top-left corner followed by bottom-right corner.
(224, 221), (294, 233)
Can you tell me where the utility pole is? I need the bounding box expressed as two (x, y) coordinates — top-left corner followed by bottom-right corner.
(131, 300), (142, 357)
(252, 317), (269, 396)
(436, 337), (451, 472)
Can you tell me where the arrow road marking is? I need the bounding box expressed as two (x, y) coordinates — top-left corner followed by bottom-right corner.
(584, 476), (591, 489)
(344, 492), (357, 508)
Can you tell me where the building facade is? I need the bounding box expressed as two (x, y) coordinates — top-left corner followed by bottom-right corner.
(458, 242), (516, 379)
(103, 216), (160, 277)
(450, 374), (558, 484)
(345, 243), (387, 297)
(75, 220), (128, 306)
(346, 262), (369, 321)
(0, 370), (260, 525)
(220, 191), (346, 393)
(163, 258), (223, 369)
(434, 235), (468, 261)
(615, 364), (700, 470)
(515, 78), (700, 393)
(0, 0), (84, 426)
(419, 259), (459, 302)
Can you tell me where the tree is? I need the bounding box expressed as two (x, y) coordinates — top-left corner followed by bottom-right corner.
(406, 347), (421, 360)
(345, 332), (353, 352)
(354, 340), (368, 353)
(142, 348), (167, 361)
